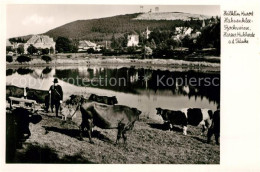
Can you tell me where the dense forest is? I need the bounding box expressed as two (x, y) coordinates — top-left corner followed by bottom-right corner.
(44, 13), (211, 43)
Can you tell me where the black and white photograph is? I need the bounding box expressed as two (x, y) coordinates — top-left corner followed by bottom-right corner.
(5, 4), (221, 164)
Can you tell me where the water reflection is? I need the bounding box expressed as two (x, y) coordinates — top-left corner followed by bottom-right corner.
(17, 68), (33, 75)
(6, 66), (220, 120)
(55, 67), (220, 105)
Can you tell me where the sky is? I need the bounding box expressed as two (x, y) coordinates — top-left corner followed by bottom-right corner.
(6, 5), (220, 38)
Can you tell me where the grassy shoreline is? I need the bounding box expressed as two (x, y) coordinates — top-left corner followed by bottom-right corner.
(6, 54), (220, 72)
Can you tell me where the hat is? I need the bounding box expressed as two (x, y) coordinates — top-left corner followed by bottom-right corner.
(53, 78), (58, 83)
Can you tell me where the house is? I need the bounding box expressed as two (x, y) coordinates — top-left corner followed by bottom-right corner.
(24, 35), (55, 54)
(127, 34), (139, 47)
(175, 27), (193, 35)
(78, 40), (97, 52)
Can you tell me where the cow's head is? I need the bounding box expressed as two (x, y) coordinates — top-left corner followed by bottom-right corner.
(131, 108), (142, 118)
(156, 108), (162, 115)
(88, 94), (96, 101)
(111, 96), (118, 104)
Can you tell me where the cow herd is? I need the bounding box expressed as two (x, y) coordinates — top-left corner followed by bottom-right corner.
(62, 94), (220, 145)
(6, 86), (220, 162)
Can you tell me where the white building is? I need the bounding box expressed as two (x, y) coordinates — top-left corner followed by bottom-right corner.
(127, 34), (139, 47)
(24, 35), (55, 54)
(78, 40), (97, 52)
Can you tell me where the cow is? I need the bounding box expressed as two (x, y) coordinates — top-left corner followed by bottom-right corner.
(156, 107), (213, 135)
(61, 100), (141, 144)
(6, 85), (49, 104)
(88, 94), (118, 105)
(6, 108), (42, 162)
(207, 109), (220, 145)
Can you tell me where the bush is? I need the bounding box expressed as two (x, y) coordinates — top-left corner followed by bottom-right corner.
(87, 48), (95, 54)
(42, 48), (50, 55)
(16, 55), (31, 63)
(6, 55), (13, 63)
(41, 55), (52, 63)
(67, 55), (72, 58)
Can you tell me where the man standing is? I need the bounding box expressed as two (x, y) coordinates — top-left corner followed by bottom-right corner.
(47, 78), (63, 117)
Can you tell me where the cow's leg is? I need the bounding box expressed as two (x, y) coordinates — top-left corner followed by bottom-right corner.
(116, 123), (125, 145)
(207, 128), (214, 144)
(201, 125), (206, 136)
(79, 125), (84, 141)
(183, 125), (188, 135)
(122, 130), (127, 145)
(169, 123), (173, 130)
(44, 95), (49, 112)
(214, 132), (220, 145)
(86, 119), (94, 144)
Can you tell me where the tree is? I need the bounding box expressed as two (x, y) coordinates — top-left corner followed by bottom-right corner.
(55, 36), (73, 53)
(50, 47), (54, 54)
(6, 46), (13, 52)
(150, 39), (157, 49)
(17, 45), (24, 54)
(42, 48), (49, 55)
(41, 55), (52, 63)
(87, 48), (95, 54)
(6, 56), (13, 63)
(16, 55), (31, 63)
(144, 46), (153, 58)
(27, 45), (37, 55)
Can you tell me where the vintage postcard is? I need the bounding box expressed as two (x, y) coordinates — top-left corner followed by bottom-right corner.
(1, 0), (260, 171)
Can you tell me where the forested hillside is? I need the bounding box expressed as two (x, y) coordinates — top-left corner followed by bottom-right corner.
(44, 13), (210, 43)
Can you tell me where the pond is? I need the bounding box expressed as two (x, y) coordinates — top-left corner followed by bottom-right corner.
(6, 66), (220, 121)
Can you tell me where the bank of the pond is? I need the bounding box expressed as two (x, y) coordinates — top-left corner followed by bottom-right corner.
(6, 56), (220, 72)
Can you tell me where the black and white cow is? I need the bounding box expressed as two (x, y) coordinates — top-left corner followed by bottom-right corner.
(207, 109), (220, 145)
(156, 107), (213, 135)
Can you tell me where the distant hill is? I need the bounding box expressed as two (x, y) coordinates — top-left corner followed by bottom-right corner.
(11, 12), (213, 43)
(133, 12), (211, 21)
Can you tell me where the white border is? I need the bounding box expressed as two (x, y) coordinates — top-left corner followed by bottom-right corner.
(1, 0), (260, 171)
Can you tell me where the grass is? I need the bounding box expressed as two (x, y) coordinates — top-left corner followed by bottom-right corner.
(10, 112), (219, 164)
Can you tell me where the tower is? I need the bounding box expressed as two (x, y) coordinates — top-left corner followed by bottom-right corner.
(140, 6), (143, 13)
(155, 7), (159, 12)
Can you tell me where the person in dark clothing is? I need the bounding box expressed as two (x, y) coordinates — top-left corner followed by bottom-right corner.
(45, 78), (63, 117)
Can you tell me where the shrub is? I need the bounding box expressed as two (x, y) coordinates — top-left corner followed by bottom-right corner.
(67, 55), (72, 58)
(87, 48), (95, 54)
(16, 55), (31, 63)
(6, 55), (13, 63)
(42, 48), (50, 55)
(41, 55), (52, 63)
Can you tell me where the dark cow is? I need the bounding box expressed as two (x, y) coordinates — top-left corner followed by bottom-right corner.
(156, 107), (213, 135)
(207, 109), (220, 145)
(6, 85), (49, 104)
(6, 108), (42, 163)
(88, 94), (118, 105)
(61, 100), (141, 144)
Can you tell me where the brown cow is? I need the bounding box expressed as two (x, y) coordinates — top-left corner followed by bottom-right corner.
(62, 100), (141, 144)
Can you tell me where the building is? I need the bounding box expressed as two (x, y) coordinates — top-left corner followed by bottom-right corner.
(78, 40), (97, 52)
(24, 35), (55, 54)
(127, 34), (139, 47)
